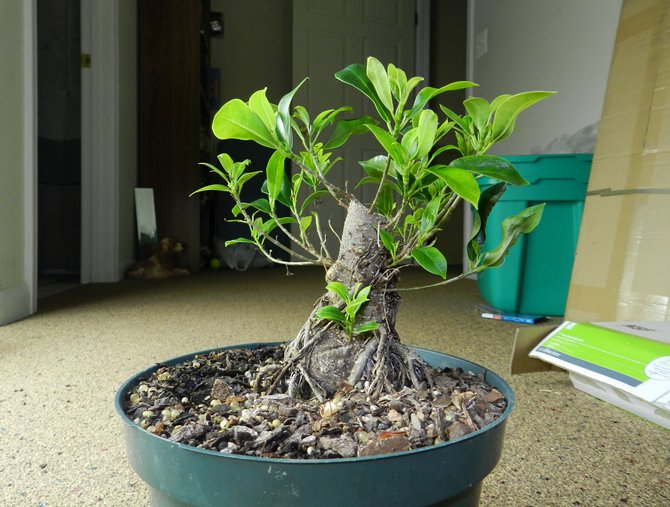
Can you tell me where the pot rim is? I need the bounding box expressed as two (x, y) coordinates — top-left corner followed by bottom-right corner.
(115, 342), (515, 465)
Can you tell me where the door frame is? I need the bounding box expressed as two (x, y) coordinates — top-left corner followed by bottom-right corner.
(80, 0), (121, 283)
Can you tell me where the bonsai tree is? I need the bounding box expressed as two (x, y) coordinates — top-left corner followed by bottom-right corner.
(194, 57), (552, 402)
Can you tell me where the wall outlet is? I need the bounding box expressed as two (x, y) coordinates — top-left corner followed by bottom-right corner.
(475, 28), (488, 60)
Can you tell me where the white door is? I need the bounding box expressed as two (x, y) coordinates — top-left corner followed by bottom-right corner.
(292, 0), (416, 257)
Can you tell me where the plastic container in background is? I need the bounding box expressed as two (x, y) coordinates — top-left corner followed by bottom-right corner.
(476, 154), (592, 316)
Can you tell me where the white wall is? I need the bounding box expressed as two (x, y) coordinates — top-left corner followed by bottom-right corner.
(0, 0), (35, 323)
(469, 0), (622, 155)
(0, 1), (27, 290)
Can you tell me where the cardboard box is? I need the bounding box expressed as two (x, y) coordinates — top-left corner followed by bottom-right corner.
(511, 0), (670, 430)
(527, 321), (670, 429)
(565, 0), (670, 322)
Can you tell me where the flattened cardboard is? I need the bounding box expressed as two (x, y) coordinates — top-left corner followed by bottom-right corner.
(565, 0), (670, 322)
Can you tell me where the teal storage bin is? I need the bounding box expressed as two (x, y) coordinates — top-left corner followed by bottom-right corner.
(476, 154), (592, 316)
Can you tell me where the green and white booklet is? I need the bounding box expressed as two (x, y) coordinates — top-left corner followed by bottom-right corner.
(530, 321), (670, 429)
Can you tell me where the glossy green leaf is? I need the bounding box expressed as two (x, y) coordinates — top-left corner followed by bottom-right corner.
(411, 246), (448, 279)
(248, 198), (271, 214)
(299, 190), (330, 214)
(426, 166), (480, 208)
(366, 57), (393, 114)
(276, 78), (307, 148)
(248, 88), (276, 131)
(379, 229), (397, 257)
(315, 305), (346, 323)
(409, 81), (478, 118)
(366, 124), (407, 165)
(224, 237), (256, 247)
(449, 155), (528, 186)
(326, 281), (350, 302)
(480, 203), (545, 270)
(359, 155), (387, 178)
(324, 116), (377, 149)
(189, 183), (230, 198)
(212, 99), (276, 148)
(299, 215), (312, 234)
(491, 91), (555, 142)
(335, 63), (392, 123)
(265, 150), (287, 203)
(463, 97), (490, 132)
(354, 321), (379, 335)
(420, 195), (441, 234)
(415, 110), (438, 158)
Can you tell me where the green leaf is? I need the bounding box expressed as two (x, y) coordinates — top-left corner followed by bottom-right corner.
(449, 155), (528, 186)
(480, 203), (545, 270)
(463, 97), (490, 132)
(366, 124), (407, 165)
(420, 195), (441, 234)
(265, 150), (287, 203)
(335, 63), (392, 123)
(366, 57), (393, 115)
(491, 91), (555, 143)
(375, 183), (396, 216)
(415, 110), (438, 158)
(326, 281), (350, 302)
(411, 246), (448, 279)
(189, 184), (230, 197)
(359, 155), (388, 178)
(467, 182), (506, 264)
(426, 166), (480, 208)
(409, 81), (478, 118)
(324, 116), (377, 149)
(354, 321), (379, 335)
(299, 215), (313, 234)
(276, 78), (308, 148)
(248, 198), (271, 214)
(212, 99), (276, 149)
(248, 88), (276, 132)
(300, 190), (330, 214)
(314, 305), (346, 323)
(224, 237), (256, 247)
(379, 228), (396, 255)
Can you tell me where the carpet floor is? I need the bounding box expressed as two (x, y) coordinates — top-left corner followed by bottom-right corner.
(1, 267), (668, 506)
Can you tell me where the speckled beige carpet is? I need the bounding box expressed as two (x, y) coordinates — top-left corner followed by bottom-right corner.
(1, 267), (668, 506)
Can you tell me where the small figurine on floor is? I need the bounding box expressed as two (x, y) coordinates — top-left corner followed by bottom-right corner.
(127, 238), (190, 279)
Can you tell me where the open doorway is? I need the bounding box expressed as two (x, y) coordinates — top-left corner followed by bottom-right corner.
(36, 0), (81, 297)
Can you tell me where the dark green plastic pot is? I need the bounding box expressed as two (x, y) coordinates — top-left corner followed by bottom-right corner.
(115, 343), (515, 507)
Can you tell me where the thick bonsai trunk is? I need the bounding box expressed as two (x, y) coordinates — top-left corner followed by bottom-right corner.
(276, 199), (430, 401)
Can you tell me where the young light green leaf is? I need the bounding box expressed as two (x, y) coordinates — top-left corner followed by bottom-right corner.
(326, 281), (351, 302)
(299, 215), (313, 234)
(491, 91), (555, 143)
(463, 97), (490, 132)
(420, 195), (441, 234)
(276, 78), (308, 148)
(366, 57), (394, 114)
(415, 110), (438, 158)
(411, 246), (448, 279)
(366, 124), (407, 165)
(354, 321), (379, 335)
(314, 305), (346, 323)
(224, 237), (256, 247)
(189, 183), (230, 197)
(248, 88), (276, 132)
(426, 166), (480, 208)
(379, 229), (397, 258)
(212, 99), (276, 148)
(265, 150), (287, 203)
